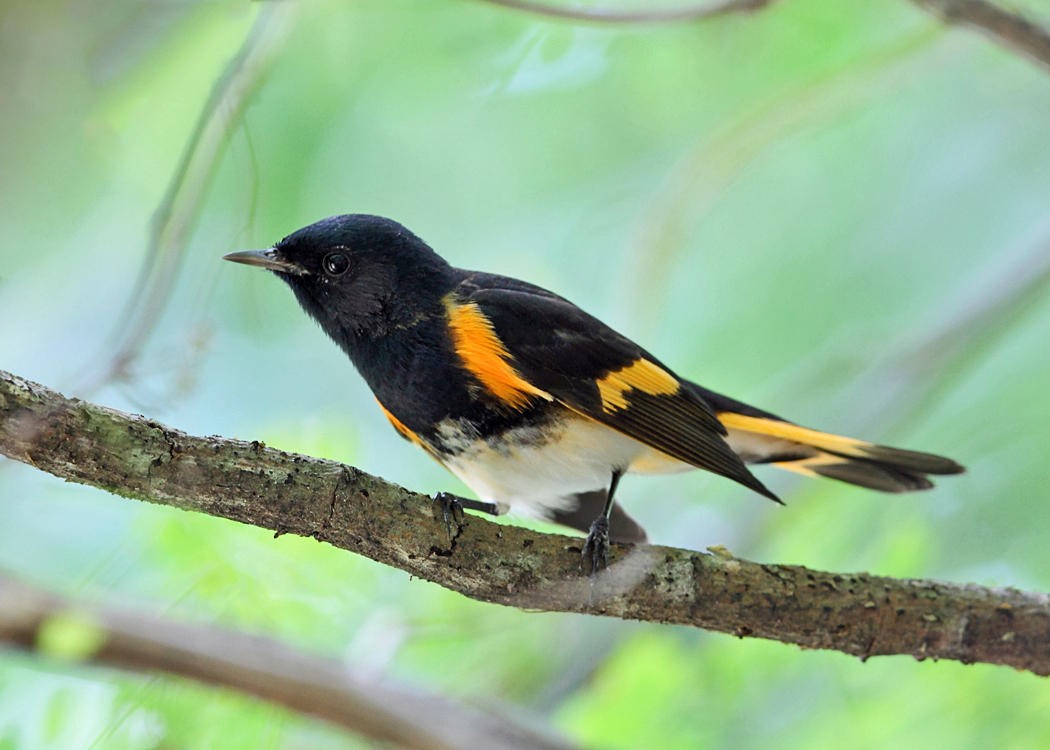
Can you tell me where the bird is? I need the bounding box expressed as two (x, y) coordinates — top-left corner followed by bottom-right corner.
(224, 214), (964, 571)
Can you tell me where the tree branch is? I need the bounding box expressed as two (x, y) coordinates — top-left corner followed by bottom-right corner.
(909, 0), (1050, 70)
(2, 369), (1048, 676)
(470, 0), (1050, 74)
(468, 0), (777, 25)
(0, 574), (575, 750)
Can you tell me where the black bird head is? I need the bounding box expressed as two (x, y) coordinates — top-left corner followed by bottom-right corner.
(225, 214), (455, 342)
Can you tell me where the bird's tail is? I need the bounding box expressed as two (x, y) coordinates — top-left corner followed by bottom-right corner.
(687, 383), (965, 493)
(716, 411), (964, 492)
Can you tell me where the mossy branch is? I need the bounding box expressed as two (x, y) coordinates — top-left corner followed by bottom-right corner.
(2, 369), (1048, 676)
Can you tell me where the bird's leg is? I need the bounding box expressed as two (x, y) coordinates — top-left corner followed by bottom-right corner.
(432, 491), (500, 542)
(582, 469), (623, 575)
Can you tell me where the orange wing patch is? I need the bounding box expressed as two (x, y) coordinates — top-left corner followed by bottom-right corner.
(444, 297), (552, 410)
(596, 359), (679, 413)
(376, 399), (423, 446)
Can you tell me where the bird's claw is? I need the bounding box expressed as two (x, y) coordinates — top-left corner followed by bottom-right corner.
(432, 491), (466, 543)
(582, 516), (611, 576)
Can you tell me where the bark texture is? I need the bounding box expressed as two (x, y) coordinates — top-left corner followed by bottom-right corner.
(2, 369), (1048, 676)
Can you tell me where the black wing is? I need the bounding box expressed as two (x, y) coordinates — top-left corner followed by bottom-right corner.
(455, 274), (778, 501)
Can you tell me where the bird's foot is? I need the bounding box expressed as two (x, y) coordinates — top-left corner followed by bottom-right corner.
(581, 515), (611, 575)
(431, 492), (499, 542)
(432, 491), (466, 543)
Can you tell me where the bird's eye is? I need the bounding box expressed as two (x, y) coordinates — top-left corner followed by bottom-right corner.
(322, 252), (350, 277)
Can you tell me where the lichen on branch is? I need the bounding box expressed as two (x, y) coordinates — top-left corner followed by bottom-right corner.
(1, 369), (1048, 675)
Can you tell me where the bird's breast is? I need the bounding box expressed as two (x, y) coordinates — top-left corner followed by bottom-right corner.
(433, 408), (690, 516)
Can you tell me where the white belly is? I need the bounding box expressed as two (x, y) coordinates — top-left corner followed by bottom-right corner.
(436, 415), (691, 519)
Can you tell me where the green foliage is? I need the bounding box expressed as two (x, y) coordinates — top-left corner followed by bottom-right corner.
(2, 0), (1049, 747)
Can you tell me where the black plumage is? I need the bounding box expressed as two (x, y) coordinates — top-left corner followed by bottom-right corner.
(225, 214), (964, 566)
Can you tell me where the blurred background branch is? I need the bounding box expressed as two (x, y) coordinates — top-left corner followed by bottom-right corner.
(87, 2), (299, 394)
(471, 0), (1050, 74)
(3, 368), (1048, 676)
(909, 0), (1050, 70)
(469, 0), (778, 24)
(856, 228), (1050, 438)
(0, 574), (576, 750)
(480, 0), (1050, 71)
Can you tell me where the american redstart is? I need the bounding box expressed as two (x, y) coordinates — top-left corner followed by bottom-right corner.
(225, 214), (963, 571)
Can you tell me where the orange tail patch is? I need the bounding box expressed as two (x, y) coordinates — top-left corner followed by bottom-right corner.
(718, 411), (964, 493)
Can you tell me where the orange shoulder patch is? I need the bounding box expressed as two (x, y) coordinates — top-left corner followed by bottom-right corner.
(596, 359), (679, 412)
(443, 297), (552, 411)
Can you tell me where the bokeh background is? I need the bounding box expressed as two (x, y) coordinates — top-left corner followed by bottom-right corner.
(2, 0), (1050, 747)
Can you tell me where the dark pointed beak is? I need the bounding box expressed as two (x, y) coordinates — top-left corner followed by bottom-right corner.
(223, 247), (307, 276)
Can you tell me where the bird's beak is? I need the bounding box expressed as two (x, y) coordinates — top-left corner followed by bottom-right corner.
(223, 247), (307, 276)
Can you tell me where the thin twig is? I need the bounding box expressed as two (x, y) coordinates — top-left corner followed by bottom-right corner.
(469, 0), (777, 24)
(88, 4), (298, 392)
(2, 369), (1048, 676)
(0, 575), (576, 750)
(909, 0), (1050, 70)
